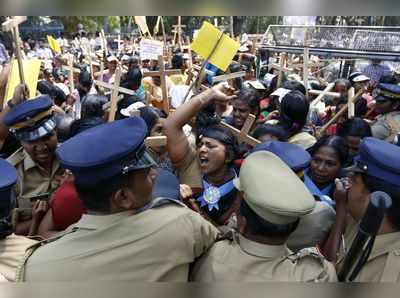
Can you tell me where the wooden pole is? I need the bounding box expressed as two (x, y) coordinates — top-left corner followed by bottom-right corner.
(230, 16), (234, 38)
(108, 67), (122, 122)
(178, 16), (182, 49)
(277, 53), (286, 88)
(320, 88), (364, 134)
(186, 36), (193, 69)
(68, 54), (75, 92)
(310, 82), (335, 107)
(303, 47), (309, 98)
(158, 55), (170, 114)
(347, 87), (355, 119)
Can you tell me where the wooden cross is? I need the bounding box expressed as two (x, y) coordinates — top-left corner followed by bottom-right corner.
(303, 47), (310, 98)
(97, 55), (181, 114)
(220, 114), (261, 147)
(348, 87), (355, 119)
(142, 55), (182, 113)
(108, 67), (122, 122)
(100, 29), (108, 57)
(310, 82), (335, 108)
(212, 71), (246, 84)
(319, 88), (364, 135)
(67, 54), (75, 92)
(172, 16), (186, 49)
(2, 16), (27, 85)
(308, 89), (341, 99)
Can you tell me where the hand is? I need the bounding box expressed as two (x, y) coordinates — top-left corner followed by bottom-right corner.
(31, 200), (49, 221)
(333, 178), (351, 208)
(210, 82), (237, 104)
(180, 184), (193, 201)
(11, 83), (29, 106)
(264, 110), (280, 122)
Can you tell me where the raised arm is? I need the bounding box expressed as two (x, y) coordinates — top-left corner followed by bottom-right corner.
(163, 82), (235, 164)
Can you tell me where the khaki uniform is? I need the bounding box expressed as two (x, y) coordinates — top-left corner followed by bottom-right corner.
(288, 132), (317, 150)
(338, 218), (400, 282)
(0, 234), (37, 282)
(191, 233), (337, 282)
(371, 111), (400, 142)
(288, 202), (336, 252)
(173, 135), (202, 189)
(7, 148), (63, 221)
(19, 204), (218, 281)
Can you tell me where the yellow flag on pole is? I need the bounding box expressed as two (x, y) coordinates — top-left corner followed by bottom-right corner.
(47, 35), (61, 53)
(191, 22), (240, 72)
(5, 59), (41, 102)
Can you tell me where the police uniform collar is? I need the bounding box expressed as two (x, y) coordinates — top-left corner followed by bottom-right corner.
(367, 231), (400, 261)
(237, 233), (289, 259)
(23, 151), (37, 171)
(73, 211), (134, 230)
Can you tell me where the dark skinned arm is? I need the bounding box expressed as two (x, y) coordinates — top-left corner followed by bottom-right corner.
(320, 178), (350, 263)
(163, 82), (236, 165)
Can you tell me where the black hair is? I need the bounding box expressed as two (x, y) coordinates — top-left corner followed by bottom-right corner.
(229, 62), (244, 90)
(240, 200), (299, 237)
(55, 114), (74, 142)
(334, 78), (351, 90)
(337, 117), (372, 139)
(282, 80), (307, 95)
(116, 94), (143, 120)
(75, 172), (134, 213)
(37, 80), (53, 95)
(279, 90), (309, 137)
(309, 135), (349, 165)
(252, 124), (288, 142)
(79, 70), (93, 88)
(361, 174), (400, 230)
(81, 94), (108, 118)
(197, 124), (239, 165)
(171, 53), (184, 69)
(234, 87), (261, 113)
(121, 67), (142, 90)
(138, 106), (164, 136)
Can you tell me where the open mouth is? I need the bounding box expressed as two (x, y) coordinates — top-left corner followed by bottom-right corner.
(199, 157), (209, 166)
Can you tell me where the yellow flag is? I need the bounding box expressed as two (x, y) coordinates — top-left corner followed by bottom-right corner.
(5, 59), (42, 102)
(47, 35), (61, 53)
(191, 22), (240, 72)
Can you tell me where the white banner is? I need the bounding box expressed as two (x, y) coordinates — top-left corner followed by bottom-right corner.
(139, 38), (164, 60)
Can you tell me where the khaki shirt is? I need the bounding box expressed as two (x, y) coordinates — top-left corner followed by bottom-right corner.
(339, 219), (400, 282)
(0, 234), (37, 282)
(7, 148), (63, 220)
(173, 134), (202, 189)
(21, 204), (218, 281)
(353, 231), (400, 282)
(190, 233), (337, 282)
(371, 111), (400, 142)
(288, 202), (336, 252)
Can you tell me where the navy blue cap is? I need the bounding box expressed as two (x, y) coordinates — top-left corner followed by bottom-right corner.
(3, 95), (56, 142)
(56, 117), (156, 187)
(152, 168), (180, 201)
(346, 137), (400, 187)
(252, 141), (311, 172)
(373, 83), (400, 102)
(0, 159), (17, 210)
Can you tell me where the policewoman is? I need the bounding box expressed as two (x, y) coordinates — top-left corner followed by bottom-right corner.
(4, 95), (64, 235)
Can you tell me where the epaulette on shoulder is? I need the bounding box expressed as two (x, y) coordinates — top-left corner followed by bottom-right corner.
(6, 147), (24, 166)
(286, 247), (325, 263)
(216, 228), (235, 242)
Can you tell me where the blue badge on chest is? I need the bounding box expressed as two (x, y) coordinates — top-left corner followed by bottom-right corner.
(197, 179), (235, 211)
